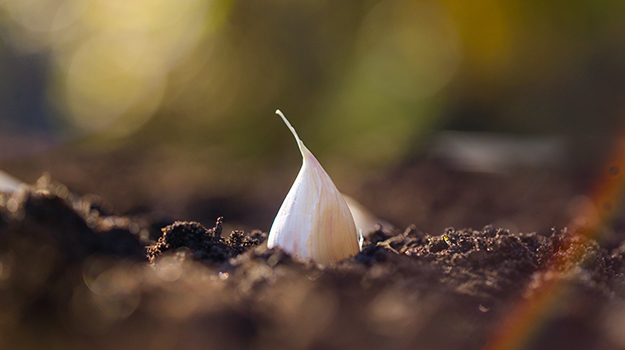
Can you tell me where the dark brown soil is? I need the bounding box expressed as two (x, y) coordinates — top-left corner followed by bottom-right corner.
(1, 176), (625, 350)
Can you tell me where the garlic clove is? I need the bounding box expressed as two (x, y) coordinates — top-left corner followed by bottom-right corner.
(267, 110), (361, 264)
(342, 194), (395, 237)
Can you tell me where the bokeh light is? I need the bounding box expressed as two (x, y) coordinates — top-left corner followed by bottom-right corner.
(0, 0), (624, 234)
(315, 0), (461, 170)
(1, 0), (224, 139)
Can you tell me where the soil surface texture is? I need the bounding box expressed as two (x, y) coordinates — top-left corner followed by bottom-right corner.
(1, 176), (625, 350)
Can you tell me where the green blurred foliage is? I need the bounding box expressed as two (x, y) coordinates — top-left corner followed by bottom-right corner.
(0, 0), (624, 228)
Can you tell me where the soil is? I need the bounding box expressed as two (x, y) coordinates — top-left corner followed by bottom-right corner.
(1, 176), (625, 350)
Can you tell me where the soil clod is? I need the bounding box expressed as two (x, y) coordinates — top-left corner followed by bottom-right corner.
(2, 179), (625, 350)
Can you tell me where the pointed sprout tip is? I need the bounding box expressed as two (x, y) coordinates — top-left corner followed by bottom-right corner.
(276, 109), (305, 154)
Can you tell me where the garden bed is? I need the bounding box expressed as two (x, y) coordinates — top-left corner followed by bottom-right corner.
(1, 176), (624, 350)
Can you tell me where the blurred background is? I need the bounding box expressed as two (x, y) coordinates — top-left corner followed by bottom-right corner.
(0, 0), (624, 236)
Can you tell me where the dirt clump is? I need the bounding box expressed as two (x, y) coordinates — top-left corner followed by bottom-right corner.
(1, 178), (625, 350)
(147, 218), (266, 264)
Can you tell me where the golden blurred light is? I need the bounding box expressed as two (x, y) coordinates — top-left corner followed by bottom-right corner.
(64, 32), (167, 134)
(91, 0), (198, 30)
(1, 0), (225, 138)
(155, 256), (183, 282)
(6, 0), (90, 32)
(440, 0), (513, 72)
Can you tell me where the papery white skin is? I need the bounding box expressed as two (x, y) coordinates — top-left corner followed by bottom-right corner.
(343, 194), (395, 237)
(268, 110), (361, 264)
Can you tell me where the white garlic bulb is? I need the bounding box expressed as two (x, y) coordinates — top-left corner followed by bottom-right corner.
(267, 110), (361, 264)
